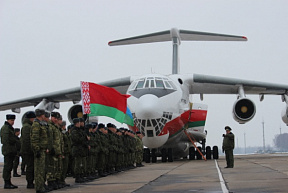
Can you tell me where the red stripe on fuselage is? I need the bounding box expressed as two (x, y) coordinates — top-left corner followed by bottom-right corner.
(159, 109), (207, 136)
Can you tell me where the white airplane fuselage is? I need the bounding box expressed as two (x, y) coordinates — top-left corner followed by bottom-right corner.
(127, 73), (208, 157)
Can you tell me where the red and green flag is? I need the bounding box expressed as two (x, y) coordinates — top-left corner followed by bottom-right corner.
(81, 81), (134, 126)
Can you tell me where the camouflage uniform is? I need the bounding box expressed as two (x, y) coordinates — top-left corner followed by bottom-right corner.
(71, 125), (87, 182)
(90, 128), (101, 177)
(135, 134), (144, 166)
(46, 120), (63, 188)
(97, 128), (109, 176)
(60, 130), (71, 185)
(107, 129), (118, 173)
(31, 118), (48, 192)
(116, 130), (124, 171)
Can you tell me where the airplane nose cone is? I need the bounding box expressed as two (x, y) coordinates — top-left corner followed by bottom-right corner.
(135, 94), (162, 119)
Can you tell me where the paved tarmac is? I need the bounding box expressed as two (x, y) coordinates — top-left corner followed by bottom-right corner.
(0, 153), (288, 193)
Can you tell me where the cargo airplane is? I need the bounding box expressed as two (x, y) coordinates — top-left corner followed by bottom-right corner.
(1, 28), (288, 162)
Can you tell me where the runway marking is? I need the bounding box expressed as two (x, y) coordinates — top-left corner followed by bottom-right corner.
(215, 160), (229, 193)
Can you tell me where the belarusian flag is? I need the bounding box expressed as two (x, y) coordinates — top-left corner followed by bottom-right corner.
(81, 81), (134, 126)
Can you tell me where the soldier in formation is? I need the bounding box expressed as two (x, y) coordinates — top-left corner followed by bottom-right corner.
(1, 110), (144, 192)
(21, 111), (36, 189)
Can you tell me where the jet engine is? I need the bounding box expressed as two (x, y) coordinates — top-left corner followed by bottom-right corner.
(233, 98), (256, 124)
(68, 104), (85, 123)
(281, 106), (288, 125)
(67, 104), (98, 123)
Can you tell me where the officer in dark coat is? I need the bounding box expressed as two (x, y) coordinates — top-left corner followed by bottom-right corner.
(13, 128), (21, 177)
(0, 114), (18, 189)
(20, 111), (36, 189)
(222, 126), (235, 168)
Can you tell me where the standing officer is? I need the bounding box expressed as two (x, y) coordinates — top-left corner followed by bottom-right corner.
(20, 111), (36, 189)
(0, 114), (18, 189)
(222, 126), (235, 168)
(31, 109), (49, 193)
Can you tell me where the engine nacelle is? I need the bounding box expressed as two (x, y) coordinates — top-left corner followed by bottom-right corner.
(68, 104), (86, 123)
(233, 98), (256, 124)
(67, 104), (98, 123)
(281, 106), (288, 125)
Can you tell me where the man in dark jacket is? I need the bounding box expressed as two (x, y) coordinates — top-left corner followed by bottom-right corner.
(20, 111), (36, 189)
(71, 118), (87, 183)
(0, 114), (18, 189)
(13, 128), (21, 177)
(222, 126), (235, 168)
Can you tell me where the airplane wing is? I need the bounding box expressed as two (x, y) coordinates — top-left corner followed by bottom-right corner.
(0, 76), (132, 112)
(185, 74), (288, 95)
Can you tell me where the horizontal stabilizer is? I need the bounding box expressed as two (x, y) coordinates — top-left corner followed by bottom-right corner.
(108, 28), (247, 46)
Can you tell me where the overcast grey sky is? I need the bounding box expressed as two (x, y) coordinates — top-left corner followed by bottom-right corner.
(1, 0), (288, 157)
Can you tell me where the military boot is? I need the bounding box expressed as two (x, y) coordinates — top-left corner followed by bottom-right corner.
(98, 170), (107, 177)
(26, 180), (35, 189)
(13, 172), (21, 177)
(21, 170), (26, 175)
(75, 175), (85, 183)
(4, 180), (18, 189)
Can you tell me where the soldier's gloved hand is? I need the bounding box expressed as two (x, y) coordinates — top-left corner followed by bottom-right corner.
(36, 151), (41, 158)
(50, 148), (55, 156)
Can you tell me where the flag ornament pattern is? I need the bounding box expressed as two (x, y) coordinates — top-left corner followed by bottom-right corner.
(80, 81), (134, 126)
(81, 81), (91, 114)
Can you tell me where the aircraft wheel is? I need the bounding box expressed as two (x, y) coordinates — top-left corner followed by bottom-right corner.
(189, 147), (195, 160)
(213, 146), (219, 159)
(196, 146), (202, 160)
(161, 149), (167, 162)
(144, 148), (151, 163)
(168, 148), (173, 162)
(206, 146), (212, 160)
(152, 148), (157, 163)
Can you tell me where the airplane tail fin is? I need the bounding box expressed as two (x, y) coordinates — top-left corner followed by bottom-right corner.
(108, 28), (247, 74)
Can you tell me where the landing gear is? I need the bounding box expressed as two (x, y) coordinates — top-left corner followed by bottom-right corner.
(206, 146), (212, 160)
(161, 149), (167, 162)
(212, 146), (219, 159)
(188, 145), (217, 160)
(144, 148), (174, 163)
(151, 149), (157, 163)
(196, 146), (202, 160)
(144, 148), (150, 163)
(189, 147), (196, 160)
(167, 148), (173, 162)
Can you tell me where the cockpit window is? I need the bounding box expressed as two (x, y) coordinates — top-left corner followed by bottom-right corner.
(155, 79), (164, 88)
(136, 79), (145, 89)
(130, 76), (177, 91)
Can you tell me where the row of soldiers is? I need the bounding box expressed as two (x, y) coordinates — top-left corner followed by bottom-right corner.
(70, 117), (144, 184)
(1, 109), (144, 193)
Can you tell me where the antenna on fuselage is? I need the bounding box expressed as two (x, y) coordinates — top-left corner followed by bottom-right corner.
(108, 28), (247, 75)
